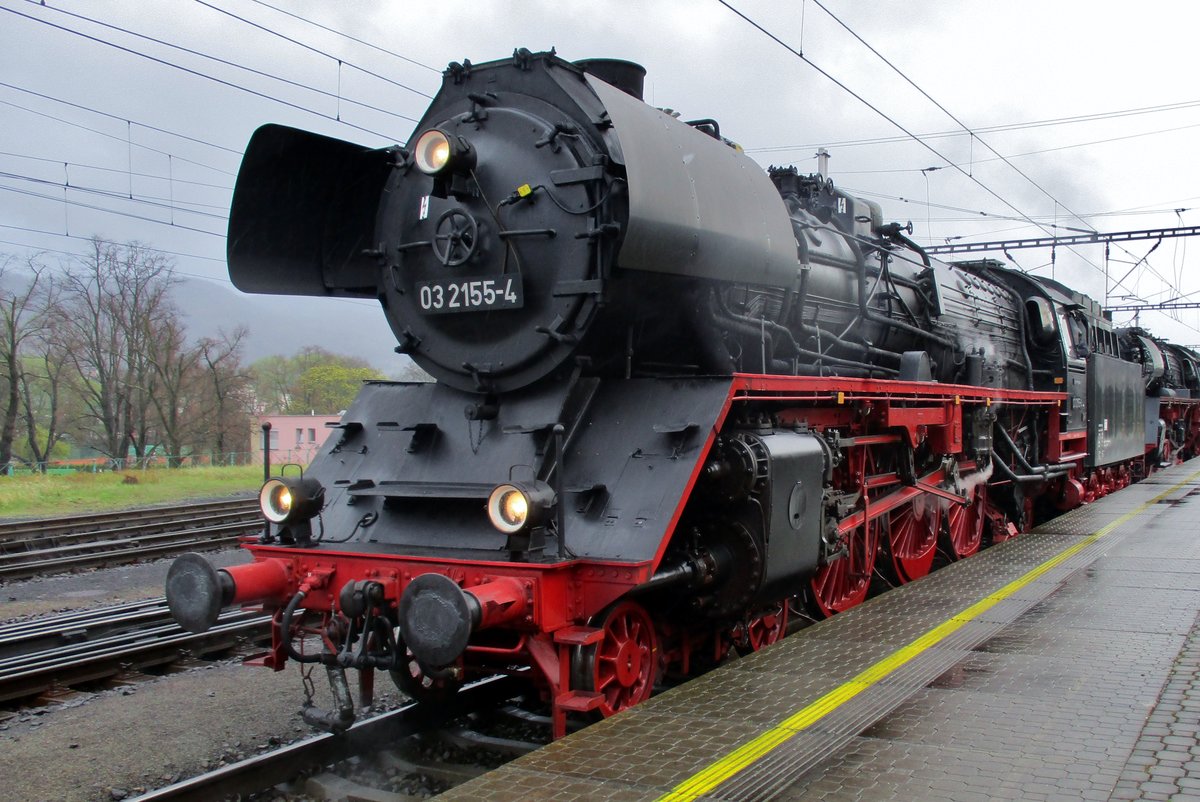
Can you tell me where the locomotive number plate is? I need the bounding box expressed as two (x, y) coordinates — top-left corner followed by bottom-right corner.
(416, 276), (524, 314)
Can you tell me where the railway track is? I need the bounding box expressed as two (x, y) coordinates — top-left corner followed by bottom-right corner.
(0, 597), (270, 706)
(0, 497), (260, 581)
(132, 675), (534, 801)
(3, 599), (547, 800)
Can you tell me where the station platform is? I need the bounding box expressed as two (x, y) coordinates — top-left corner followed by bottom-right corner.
(442, 461), (1200, 801)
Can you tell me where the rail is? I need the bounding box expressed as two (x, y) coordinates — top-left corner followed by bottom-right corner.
(0, 597), (270, 705)
(0, 498), (260, 581)
(131, 675), (526, 802)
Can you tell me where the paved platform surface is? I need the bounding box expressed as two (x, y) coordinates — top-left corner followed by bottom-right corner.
(441, 463), (1200, 801)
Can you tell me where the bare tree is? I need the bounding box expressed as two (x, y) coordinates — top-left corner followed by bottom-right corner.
(20, 346), (71, 471)
(146, 323), (251, 466)
(0, 254), (56, 472)
(59, 238), (177, 462)
(199, 326), (250, 461)
(148, 316), (203, 466)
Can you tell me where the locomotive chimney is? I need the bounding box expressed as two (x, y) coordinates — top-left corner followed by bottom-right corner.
(816, 147), (831, 179)
(574, 58), (647, 100)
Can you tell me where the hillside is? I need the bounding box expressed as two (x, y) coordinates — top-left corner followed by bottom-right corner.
(174, 277), (417, 376)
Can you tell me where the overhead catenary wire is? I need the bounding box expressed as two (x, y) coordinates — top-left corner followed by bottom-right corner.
(748, 96), (1200, 154)
(723, 1), (1191, 305)
(831, 120), (1200, 178)
(826, 2), (1193, 307)
(0, 222), (226, 262)
(0, 4), (422, 279)
(12, 1), (1183, 250)
(0, 224), (381, 309)
(0, 95), (238, 177)
(3, 3), (1194, 337)
(243, 0), (441, 75)
(714, 0), (1122, 287)
(715, 1), (1071, 244)
(0, 184), (227, 238)
(0, 233), (237, 288)
(840, 183), (1195, 233)
(0, 169), (230, 215)
(809, 0), (1095, 234)
(23, 1), (429, 125)
(194, 0), (434, 99)
(0, 149), (235, 192)
(0, 79), (241, 157)
(0, 3), (410, 143)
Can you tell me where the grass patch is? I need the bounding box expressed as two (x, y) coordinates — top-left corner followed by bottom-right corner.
(0, 465), (266, 519)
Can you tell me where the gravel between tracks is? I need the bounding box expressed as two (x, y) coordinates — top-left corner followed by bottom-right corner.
(0, 551), (405, 801)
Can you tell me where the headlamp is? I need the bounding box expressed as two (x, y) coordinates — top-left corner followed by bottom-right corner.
(260, 476), (325, 524)
(413, 128), (475, 176)
(487, 481), (555, 534)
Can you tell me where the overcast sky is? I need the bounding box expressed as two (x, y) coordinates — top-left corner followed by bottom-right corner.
(3, 0), (1200, 357)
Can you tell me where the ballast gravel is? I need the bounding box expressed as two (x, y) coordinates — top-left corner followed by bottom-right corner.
(0, 552), (404, 802)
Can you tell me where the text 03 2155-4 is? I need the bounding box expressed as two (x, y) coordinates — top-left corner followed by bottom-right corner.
(416, 277), (523, 314)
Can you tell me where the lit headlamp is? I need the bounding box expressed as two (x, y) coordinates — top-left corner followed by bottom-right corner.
(487, 481), (555, 534)
(413, 128), (475, 176)
(259, 476), (325, 524)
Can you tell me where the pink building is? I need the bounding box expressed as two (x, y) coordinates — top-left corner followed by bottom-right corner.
(252, 414), (342, 465)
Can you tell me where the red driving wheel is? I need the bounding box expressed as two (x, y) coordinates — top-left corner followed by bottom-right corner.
(733, 599), (789, 655)
(576, 600), (659, 717)
(942, 489), (984, 560)
(806, 517), (880, 618)
(885, 494), (940, 582)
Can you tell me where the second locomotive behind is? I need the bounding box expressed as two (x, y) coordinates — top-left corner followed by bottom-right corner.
(167, 49), (1200, 737)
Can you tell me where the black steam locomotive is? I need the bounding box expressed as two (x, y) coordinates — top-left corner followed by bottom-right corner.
(166, 49), (1200, 737)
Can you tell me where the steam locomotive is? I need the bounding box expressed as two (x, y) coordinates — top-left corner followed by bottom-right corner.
(166, 49), (1200, 737)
